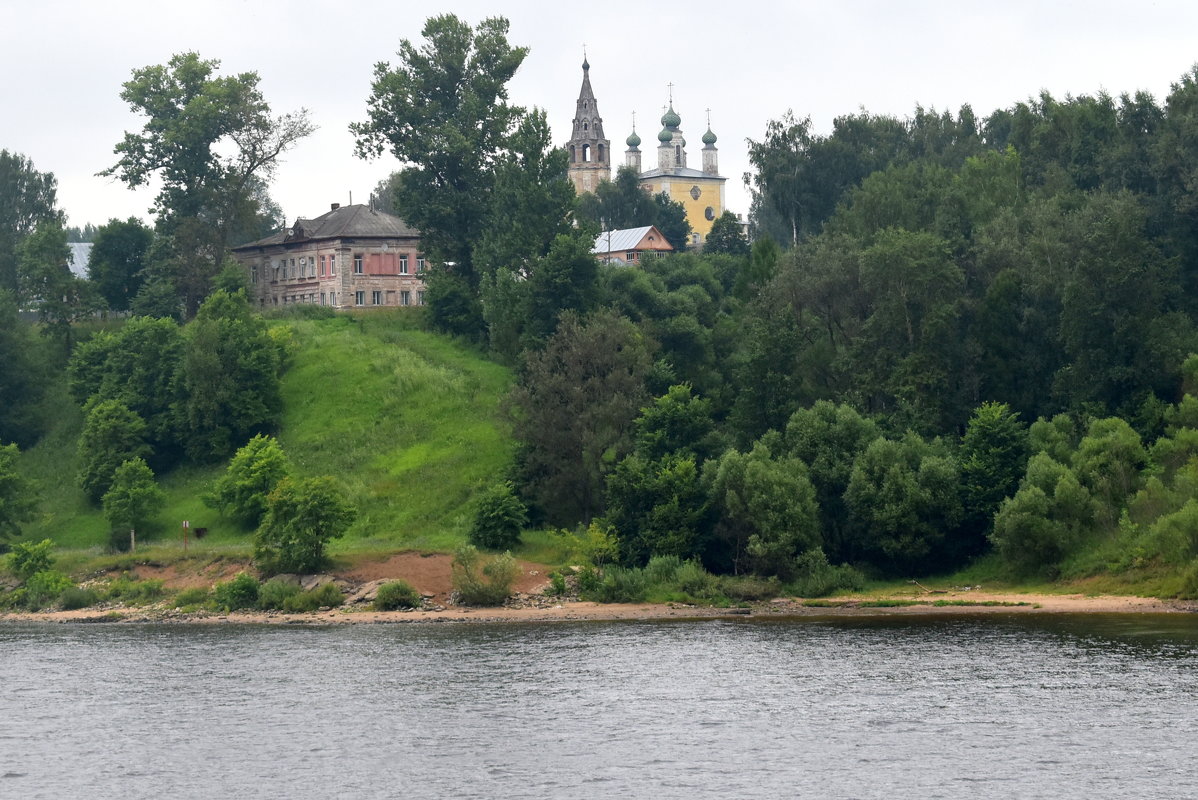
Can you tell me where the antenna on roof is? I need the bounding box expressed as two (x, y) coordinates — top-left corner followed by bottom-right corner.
(349, 191), (353, 206)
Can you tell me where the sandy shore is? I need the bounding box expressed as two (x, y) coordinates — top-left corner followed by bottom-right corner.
(3, 590), (1195, 626)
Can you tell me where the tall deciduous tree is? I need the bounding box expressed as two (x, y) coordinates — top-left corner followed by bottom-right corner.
(0, 150), (63, 294)
(102, 457), (165, 536)
(103, 52), (313, 315)
(254, 476), (357, 575)
(77, 400), (151, 504)
(352, 14), (528, 285)
(16, 222), (98, 348)
(704, 211), (749, 256)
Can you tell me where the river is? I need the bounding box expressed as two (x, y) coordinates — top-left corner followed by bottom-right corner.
(2, 613), (1196, 798)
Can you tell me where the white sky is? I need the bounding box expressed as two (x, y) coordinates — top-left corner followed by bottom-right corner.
(2, 0), (1196, 231)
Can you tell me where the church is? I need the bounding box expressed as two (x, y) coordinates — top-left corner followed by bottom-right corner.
(565, 58), (727, 247)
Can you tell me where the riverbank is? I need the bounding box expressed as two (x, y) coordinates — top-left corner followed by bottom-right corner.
(3, 590), (1194, 626)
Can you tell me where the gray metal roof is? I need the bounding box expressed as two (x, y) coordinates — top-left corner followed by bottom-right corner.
(67, 242), (91, 278)
(233, 204), (419, 250)
(592, 226), (656, 253)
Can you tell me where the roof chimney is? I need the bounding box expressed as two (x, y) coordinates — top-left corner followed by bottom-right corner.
(331, 203), (340, 211)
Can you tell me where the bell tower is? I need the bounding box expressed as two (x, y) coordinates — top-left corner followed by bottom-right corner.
(566, 55), (611, 194)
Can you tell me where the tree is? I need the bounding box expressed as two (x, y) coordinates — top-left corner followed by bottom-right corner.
(605, 453), (706, 566)
(746, 111), (815, 245)
(16, 222), (99, 347)
(632, 384), (722, 464)
(523, 232), (599, 343)
(174, 290), (281, 461)
(508, 309), (651, 525)
(207, 434), (291, 528)
(705, 443), (821, 577)
(704, 211), (749, 256)
(0, 290), (46, 447)
(468, 482), (527, 550)
(958, 402), (1030, 554)
(576, 165), (657, 231)
(0, 150), (62, 294)
(102, 457), (165, 536)
(103, 52), (313, 315)
(87, 217), (153, 312)
(352, 14), (527, 285)
(653, 191), (692, 252)
(77, 400), (151, 504)
(67, 316), (184, 457)
(254, 476), (357, 575)
(844, 433), (963, 573)
(0, 443), (35, 543)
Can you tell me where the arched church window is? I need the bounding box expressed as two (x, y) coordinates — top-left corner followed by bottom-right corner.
(569, 145), (576, 162)
(582, 144), (591, 162)
(583, 122), (588, 131)
(598, 144), (605, 162)
(705, 206), (715, 220)
(675, 145), (681, 165)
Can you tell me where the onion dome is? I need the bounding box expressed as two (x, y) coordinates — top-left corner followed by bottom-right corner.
(702, 127), (717, 146)
(582, 57), (590, 71)
(658, 126), (673, 143)
(661, 104), (681, 129)
(627, 130), (642, 148)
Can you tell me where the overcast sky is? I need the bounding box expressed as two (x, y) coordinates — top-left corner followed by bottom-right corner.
(3, 0), (1197, 232)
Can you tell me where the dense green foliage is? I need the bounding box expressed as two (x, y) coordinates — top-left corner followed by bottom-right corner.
(207, 434), (290, 528)
(102, 457), (165, 537)
(451, 544), (519, 606)
(254, 476), (357, 575)
(0, 443), (35, 542)
(469, 482), (527, 550)
(374, 580), (422, 610)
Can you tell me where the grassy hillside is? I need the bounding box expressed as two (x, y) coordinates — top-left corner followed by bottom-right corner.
(19, 310), (517, 558)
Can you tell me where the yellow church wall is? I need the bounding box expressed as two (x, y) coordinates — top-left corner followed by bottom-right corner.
(640, 175), (726, 240)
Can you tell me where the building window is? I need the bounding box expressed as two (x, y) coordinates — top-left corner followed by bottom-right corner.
(330, 254), (336, 274)
(692, 233), (701, 245)
(320, 255), (326, 276)
(399, 254), (409, 274)
(355, 291), (364, 306)
(705, 206), (715, 221)
(251, 265), (258, 283)
(401, 290), (410, 306)
(290, 258), (295, 278)
(372, 290), (382, 305)
(320, 292), (326, 306)
(354, 254), (363, 274)
(626, 251), (637, 262)
(417, 291), (426, 306)
(416, 256), (425, 274)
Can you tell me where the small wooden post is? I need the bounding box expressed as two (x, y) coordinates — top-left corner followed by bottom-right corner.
(130, 528), (136, 553)
(182, 520), (189, 552)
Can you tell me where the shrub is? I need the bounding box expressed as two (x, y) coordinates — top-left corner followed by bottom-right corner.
(174, 587), (210, 607)
(586, 565), (650, 603)
(375, 580), (421, 610)
(468, 482), (527, 550)
(105, 576), (165, 605)
(282, 582), (344, 613)
(788, 548), (866, 598)
(645, 554), (683, 584)
(1179, 560), (1198, 601)
(452, 545), (520, 606)
(257, 576), (302, 610)
(24, 570), (74, 610)
(60, 586), (100, 610)
(6, 539), (55, 581)
(254, 476), (357, 576)
(545, 571), (568, 596)
(718, 575), (781, 602)
(213, 572), (261, 611)
(674, 560), (717, 598)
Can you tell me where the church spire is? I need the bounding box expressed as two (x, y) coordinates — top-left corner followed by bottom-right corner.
(566, 53), (610, 194)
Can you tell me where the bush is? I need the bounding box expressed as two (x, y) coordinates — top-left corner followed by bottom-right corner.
(24, 570), (74, 610)
(105, 576), (165, 605)
(375, 580), (421, 610)
(788, 548), (866, 598)
(282, 582), (343, 612)
(254, 476), (357, 576)
(718, 575), (781, 602)
(6, 539), (55, 581)
(207, 434), (291, 529)
(173, 587), (210, 607)
(213, 572), (261, 611)
(468, 482), (527, 550)
(257, 577), (302, 610)
(452, 545), (520, 606)
(1179, 560), (1198, 600)
(60, 586), (100, 610)
(645, 554), (683, 584)
(545, 571), (568, 596)
(587, 565), (650, 603)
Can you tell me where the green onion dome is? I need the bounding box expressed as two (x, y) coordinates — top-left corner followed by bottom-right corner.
(702, 127), (717, 145)
(658, 126), (673, 143)
(661, 104), (681, 129)
(627, 130), (642, 148)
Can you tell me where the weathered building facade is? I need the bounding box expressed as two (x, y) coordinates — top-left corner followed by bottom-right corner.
(232, 203), (426, 309)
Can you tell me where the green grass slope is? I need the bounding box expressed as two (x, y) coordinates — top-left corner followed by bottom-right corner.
(19, 310), (516, 558)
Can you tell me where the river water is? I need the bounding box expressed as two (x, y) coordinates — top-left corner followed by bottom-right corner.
(2, 613), (1197, 799)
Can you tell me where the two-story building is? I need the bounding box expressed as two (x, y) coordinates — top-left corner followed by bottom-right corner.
(232, 203), (426, 309)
